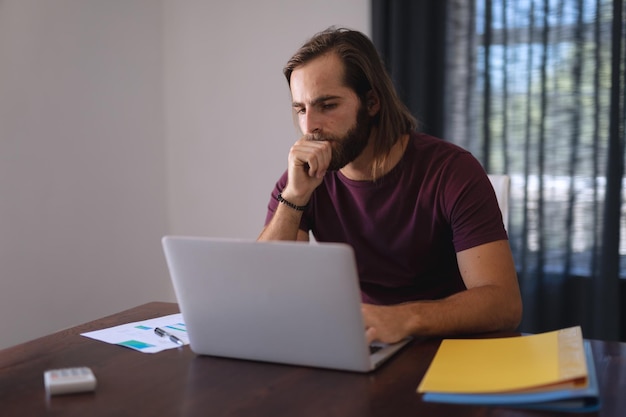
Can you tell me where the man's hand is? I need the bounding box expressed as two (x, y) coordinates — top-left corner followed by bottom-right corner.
(282, 137), (332, 204)
(257, 136), (332, 242)
(362, 303), (414, 345)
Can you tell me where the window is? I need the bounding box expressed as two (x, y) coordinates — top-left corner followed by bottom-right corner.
(445, 0), (625, 278)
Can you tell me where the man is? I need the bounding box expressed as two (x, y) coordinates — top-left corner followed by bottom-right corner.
(258, 27), (522, 344)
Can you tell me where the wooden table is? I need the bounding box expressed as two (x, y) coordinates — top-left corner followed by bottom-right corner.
(1, 302), (623, 416)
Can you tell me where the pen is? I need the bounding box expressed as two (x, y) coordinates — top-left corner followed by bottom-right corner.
(154, 327), (184, 346)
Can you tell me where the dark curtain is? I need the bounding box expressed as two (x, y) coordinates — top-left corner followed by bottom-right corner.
(372, 0), (626, 341)
(372, 0), (448, 138)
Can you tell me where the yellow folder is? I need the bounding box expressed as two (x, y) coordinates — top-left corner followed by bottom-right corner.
(417, 326), (588, 394)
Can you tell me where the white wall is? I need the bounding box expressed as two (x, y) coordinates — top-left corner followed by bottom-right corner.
(0, 0), (171, 349)
(0, 0), (369, 350)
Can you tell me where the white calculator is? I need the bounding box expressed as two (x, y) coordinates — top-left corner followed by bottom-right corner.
(44, 367), (97, 395)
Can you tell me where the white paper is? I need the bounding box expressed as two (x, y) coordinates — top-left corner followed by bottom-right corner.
(81, 313), (189, 353)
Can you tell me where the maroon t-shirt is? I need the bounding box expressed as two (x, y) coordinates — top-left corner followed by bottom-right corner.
(265, 132), (507, 305)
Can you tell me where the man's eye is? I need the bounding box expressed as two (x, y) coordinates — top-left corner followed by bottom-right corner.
(322, 103), (337, 110)
(295, 108), (306, 115)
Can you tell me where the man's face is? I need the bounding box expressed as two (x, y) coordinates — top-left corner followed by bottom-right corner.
(306, 103), (372, 171)
(290, 53), (373, 171)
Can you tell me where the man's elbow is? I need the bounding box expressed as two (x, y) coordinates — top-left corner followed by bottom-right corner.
(501, 295), (523, 331)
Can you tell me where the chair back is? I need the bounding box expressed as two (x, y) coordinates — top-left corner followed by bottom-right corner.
(487, 174), (510, 232)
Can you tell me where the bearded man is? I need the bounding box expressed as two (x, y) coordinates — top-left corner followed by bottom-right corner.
(258, 28), (522, 344)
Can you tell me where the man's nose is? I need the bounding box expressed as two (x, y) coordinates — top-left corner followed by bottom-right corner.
(303, 110), (322, 135)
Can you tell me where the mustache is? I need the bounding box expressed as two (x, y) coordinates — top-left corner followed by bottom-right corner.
(305, 133), (338, 143)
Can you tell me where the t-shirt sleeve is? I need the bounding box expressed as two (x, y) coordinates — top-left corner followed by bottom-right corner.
(441, 154), (508, 252)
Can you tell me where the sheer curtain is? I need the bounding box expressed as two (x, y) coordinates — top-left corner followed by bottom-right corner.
(373, 0), (625, 341)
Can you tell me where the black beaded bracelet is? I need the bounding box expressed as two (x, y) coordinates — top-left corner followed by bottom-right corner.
(276, 193), (308, 211)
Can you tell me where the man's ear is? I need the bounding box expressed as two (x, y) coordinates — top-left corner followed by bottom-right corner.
(365, 90), (380, 116)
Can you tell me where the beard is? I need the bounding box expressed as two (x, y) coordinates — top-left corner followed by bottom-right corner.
(305, 104), (373, 171)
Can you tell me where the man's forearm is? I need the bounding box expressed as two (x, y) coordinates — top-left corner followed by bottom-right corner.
(257, 203), (305, 241)
(406, 284), (522, 336)
(363, 284), (522, 343)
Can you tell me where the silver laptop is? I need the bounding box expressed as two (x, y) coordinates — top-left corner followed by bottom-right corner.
(161, 236), (410, 372)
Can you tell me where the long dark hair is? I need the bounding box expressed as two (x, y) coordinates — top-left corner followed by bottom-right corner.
(284, 27), (417, 179)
